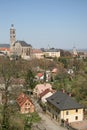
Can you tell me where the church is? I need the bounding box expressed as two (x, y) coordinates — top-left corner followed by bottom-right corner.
(10, 24), (32, 59)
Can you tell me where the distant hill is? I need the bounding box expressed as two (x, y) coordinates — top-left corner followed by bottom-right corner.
(0, 44), (10, 48)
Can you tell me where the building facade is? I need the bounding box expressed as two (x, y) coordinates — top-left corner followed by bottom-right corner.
(43, 48), (60, 58)
(33, 83), (52, 98)
(10, 24), (32, 59)
(16, 93), (35, 114)
(46, 91), (83, 124)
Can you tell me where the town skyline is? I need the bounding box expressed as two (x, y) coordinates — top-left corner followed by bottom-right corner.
(0, 0), (87, 49)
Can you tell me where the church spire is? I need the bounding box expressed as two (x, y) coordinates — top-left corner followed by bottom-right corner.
(10, 24), (16, 53)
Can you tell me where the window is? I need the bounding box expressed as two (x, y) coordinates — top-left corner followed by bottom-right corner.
(28, 103), (30, 105)
(25, 108), (28, 111)
(75, 116), (78, 120)
(76, 109), (78, 112)
(66, 111), (69, 115)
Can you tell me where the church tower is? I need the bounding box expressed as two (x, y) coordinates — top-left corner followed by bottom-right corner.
(10, 24), (16, 53)
(72, 46), (78, 57)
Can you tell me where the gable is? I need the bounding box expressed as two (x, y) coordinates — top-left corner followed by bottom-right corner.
(15, 42), (21, 48)
(16, 93), (33, 107)
(42, 92), (53, 100)
(22, 99), (32, 106)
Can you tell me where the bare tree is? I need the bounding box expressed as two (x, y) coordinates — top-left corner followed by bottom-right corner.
(0, 57), (20, 130)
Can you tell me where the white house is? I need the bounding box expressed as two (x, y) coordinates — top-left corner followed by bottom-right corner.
(39, 89), (55, 103)
(33, 83), (52, 97)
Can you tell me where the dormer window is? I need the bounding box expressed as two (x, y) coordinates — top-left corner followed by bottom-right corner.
(75, 116), (78, 120)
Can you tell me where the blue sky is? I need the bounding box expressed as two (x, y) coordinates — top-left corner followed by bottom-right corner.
(0, 0), (87, 49)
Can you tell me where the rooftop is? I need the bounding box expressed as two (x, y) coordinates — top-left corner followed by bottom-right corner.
(16, 93), (32, 107)
(14, 40), (32, 47)
(46, 91), (83, 110)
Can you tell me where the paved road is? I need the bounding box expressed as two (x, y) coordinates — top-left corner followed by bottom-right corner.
(32, 98), (67, 130)
(39, 112), (67, 130)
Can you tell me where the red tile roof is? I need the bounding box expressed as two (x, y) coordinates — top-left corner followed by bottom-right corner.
(37, 73), (43, 78)
(39, 89), (54, 98)
(0, 48), (10, 51)
(16, 93), (32, 107)
(32, 49), (43, 53)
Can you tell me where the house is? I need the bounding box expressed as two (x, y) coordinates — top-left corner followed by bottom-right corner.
(46, 91), (83, 124)
(33, 83), (52, 97)
(32, 49), (44, 59)
(35, 73), (44, 81)
(39, 89), (55, 103)
(51, 68), (58, 81)
(44, 48), (60, 58)
(0, 47), (10, 56)
(67, 69), (74, 74)
(0, 44), (10, 56)
(72, 46), (78, 57)
(16, 93), (34, 114)
(52, 68), (58, 73)
(35, 71), (51, 82)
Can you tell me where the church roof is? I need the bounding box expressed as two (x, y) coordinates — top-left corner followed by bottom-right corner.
(14, 40), (32, 47)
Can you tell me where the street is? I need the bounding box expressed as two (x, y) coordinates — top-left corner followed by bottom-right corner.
(32, 98), (67, 130)
(39, 112), (67, 130)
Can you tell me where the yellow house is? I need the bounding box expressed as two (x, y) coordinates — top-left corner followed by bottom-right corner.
(46, 91), (83, 124)
(44, 50), (60, 58)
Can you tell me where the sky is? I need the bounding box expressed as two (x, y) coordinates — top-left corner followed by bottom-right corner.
(0, 0), (87, 49)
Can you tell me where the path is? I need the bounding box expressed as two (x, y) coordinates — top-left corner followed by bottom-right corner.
(39, 112), (67, 130)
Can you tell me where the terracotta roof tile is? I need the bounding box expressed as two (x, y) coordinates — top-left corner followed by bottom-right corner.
(32, 49), (43, 53)
(39, 89), (55, 98)
(16, 93), (32, 107)
(35, 83), (52, 95)
(37, 73), (43, 78)
(0, 48), (10, 51)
